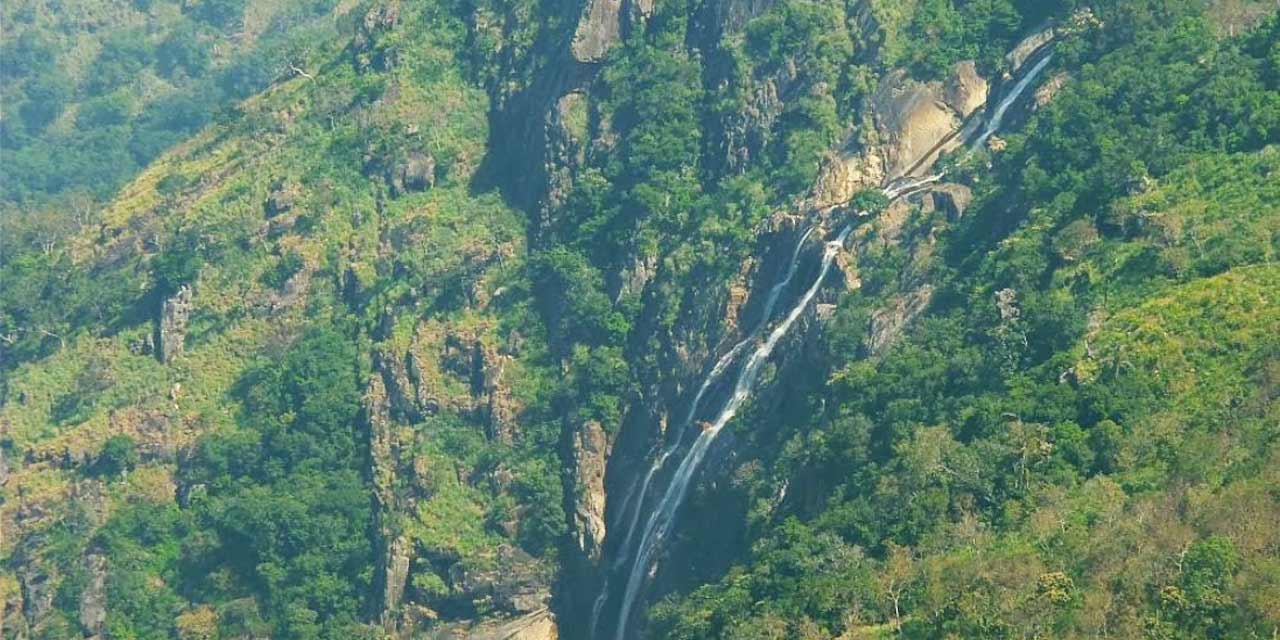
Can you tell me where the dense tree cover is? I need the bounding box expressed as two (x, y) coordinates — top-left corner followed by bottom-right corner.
(527, 0), (1074, 450)
(649, 6), (1279, 639)
(86, 326), (378, 639)
(1, 0), (572, 635)
(2, 0), (1276, 638)
(0, 0), (341, 207)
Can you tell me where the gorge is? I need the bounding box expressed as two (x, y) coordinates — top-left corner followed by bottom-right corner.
(1, 0), (1277, 639)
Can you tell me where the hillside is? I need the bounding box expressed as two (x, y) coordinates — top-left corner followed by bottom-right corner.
(1, 0), (1277, 639)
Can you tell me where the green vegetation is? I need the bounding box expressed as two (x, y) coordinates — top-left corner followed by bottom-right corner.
(1, 0), (1276, 638)
(650, 6), (1280, 639)
(2, 0), (562, 635)
(0, 0), (343, 207)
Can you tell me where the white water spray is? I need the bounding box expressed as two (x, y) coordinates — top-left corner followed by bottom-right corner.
(589, 226), (815, 636)
(613, 226), (854, 640)
(600, 38), (1056, 639)
(972, 52), (1054, 149)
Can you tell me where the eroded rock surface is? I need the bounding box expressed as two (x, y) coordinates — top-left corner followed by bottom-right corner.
(422, 608), (557, 640)
(79, 553), (107, 637)
(571, 0), (623, 62)
(157, 284), (192, 365)
(569, 419), (609, 563)
(812, 61), (988, 208)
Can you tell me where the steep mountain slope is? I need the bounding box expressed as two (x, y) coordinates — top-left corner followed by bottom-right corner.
(1, 0), (1277, 639)
(0, 0), (352, 206)
(3, 1), (562, 636)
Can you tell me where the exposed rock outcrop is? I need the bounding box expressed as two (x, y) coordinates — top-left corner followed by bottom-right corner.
(1035, 72), (1070, 108)
(871, 61), (988, 179)
(866, 286), (935, 357)
(1007, 26), (1055, 70)
(544, 91), (590, 228)
(374, 321), (520, 441)
(383, 537), (412, 620)
(264, 179), (300, 218)
(479, 342), (519, 443)
(79, 553), (107, 637)
(710, 0), (779, 33)
(366, 366), (428, 638)
(354, 1), (402, 71)
(931, 183), (973, 221)
(447, 545), (551, 615)
(571, 0), (624, 62)
(157, 284), (192, 365)
(945, 61), (989, 116)
(568, 420), (609, 564)
(422, 608), (557, 640)
(812, 61), (988, 208)
(389, 151), (437, 196)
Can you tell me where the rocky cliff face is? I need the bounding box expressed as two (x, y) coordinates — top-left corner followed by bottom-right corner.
(157, 284), (192, 365)
(542, 16), (1060, 633)
(366, 315), (553, 634)
(78, 552), (107, 638)
(811, 60), (989, 209)
(0, 0), (1069, 635)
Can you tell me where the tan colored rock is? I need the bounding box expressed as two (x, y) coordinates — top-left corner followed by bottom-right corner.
(873, 199), (914, 246)
(866, 286), (935, 357)
(864, 59), (990, 183)
(811, 148), (886, 209)
(479, 342), (519, 443)
(569, 420), (609, 563)
(382, 537), (411, 626)
(571, 0), (623, 62)
(79, 553), (107, 637)
(1035, 72), (1069, 108)
(944, 61), (990, 118)
(932, 183), (973, 221)
(833, 249), (861, 292)
(422, 608), (557, 640)
(873, 71), (963, 178)
(722, 280), (750, 336)
(157, 284), (192, 365)
(1007, 27), (1055, 71)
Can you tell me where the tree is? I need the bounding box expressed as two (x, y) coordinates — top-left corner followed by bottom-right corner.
(93, 435), (140, 478)
(878, 542), (916, 632)
(850, 189), (891, 216)
(175, 606), (218, 640)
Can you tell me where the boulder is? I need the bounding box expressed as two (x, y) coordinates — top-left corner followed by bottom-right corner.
(931, 183), (973, 221)
(389, 151), (436, 196)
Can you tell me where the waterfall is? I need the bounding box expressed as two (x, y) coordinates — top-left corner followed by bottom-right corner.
(590, 226), (815, 635)
(598, 36), (1056, 639)
(972, 52), (1054, 149)
(613, 226), (854, 640)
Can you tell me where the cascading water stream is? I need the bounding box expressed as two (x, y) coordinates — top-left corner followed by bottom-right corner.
(599, 37), (1055, 639)
(972, 52), (1054, 149)
(610, 226), (815, 556)
(613, 226), (854, 640)
(589, 226), (815, 635)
